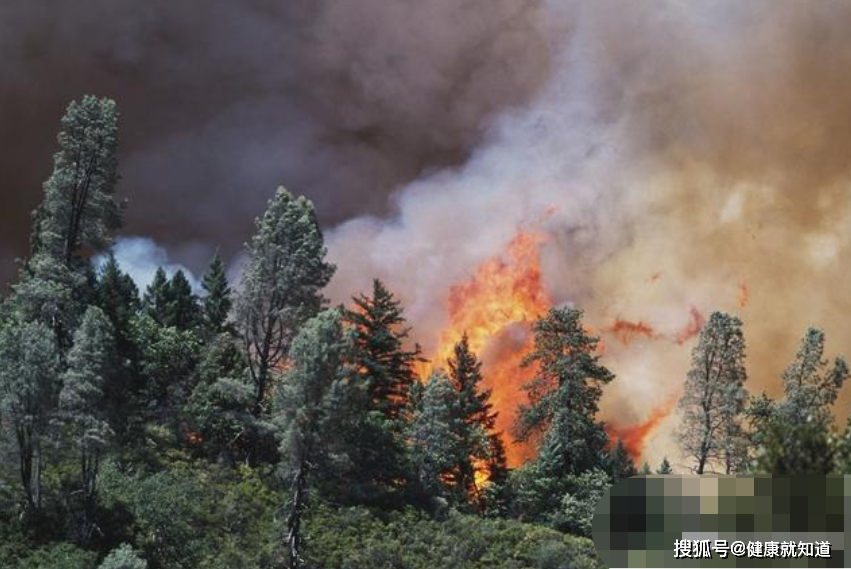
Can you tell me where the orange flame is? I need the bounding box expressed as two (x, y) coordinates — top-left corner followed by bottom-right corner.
(607, 399), (676, 462)
(738, 280), (749, 308)
(422, 232), (550, 467)
(605, 318), (659, 344)
(675, 306), (706, 344)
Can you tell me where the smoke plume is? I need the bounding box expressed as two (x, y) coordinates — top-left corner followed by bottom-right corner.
(0, 0), (555, 285)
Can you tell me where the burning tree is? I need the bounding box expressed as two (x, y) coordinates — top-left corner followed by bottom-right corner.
(446, 333), (507, 505)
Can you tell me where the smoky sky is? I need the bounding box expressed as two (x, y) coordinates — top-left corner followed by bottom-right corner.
(0, 0), (555, 287)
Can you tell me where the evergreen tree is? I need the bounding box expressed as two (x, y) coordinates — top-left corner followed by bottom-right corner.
(59, 306), (115, 543)
(8, 252), (87, 348)
(346, 279), (421, 424)
(407, 372), (466, 499)
(0, 320), (61, 512)
(639, 462), (652, 475)
(755, 419), (836, 475)
(35, 95), (121, 267)
(606, 439), (637, 481)
(275, 309), (348, 569)
(776, 328), (848, 427)
(235, 187), (335, 417)
(201, 253), (232, 335)
(656, 457), (674, 474)
(184, 334), (256, 463)
(143, 268), (171, 325)
(678, 312), (749, 474)
(516, 308), (613, 476)
(165, 270), (199, 330)
(97, 254), (140, 347)
(446, 333), (506, 504)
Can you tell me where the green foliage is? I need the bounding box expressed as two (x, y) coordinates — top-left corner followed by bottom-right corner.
(7, 543), (98, 569)
(407, 372), (466, 500)
(235, 187), (335, 418)
(517, 308), (612, 477)
(99, 460), (279, 569)
(8, 252), (88, 345)
(0, 320), (61, 511)
(605, 439), (636, 481)
(548, 469), (611, 537)
(447, 333), (507, 507)
(754, 418), (836, 475)
(184, 335), (255, 462)
(142, 270), (199, 331)
(656, 457), (673, 474)
(164, 271), (199, 331)
(35, 95), (120, 267)
(302, 504), (603, 569)
(59, 306), (116, 543)
(99, 544), (147, 569)
(346, 279), (422, 423)
(132, 314), (201, 422)
(776, 328), (848, 427)
(678, 312), (749, 474)
(201, 254), (232, 336)
(275, 309), (350, 567)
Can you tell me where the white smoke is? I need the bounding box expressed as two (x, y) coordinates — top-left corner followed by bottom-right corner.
(99, 237), (203, 294)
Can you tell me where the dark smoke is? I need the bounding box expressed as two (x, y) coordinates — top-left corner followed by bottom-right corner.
(0, 0), (555, 287)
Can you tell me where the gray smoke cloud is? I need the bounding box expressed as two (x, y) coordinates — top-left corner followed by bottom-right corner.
(0, 0), (555, 287)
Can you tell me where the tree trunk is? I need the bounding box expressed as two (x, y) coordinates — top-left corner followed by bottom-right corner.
(287, 461), (308, 569)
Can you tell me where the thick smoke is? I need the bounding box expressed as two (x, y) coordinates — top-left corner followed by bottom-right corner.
(0, 0), (555, 286)
(327, 0), (851, 467)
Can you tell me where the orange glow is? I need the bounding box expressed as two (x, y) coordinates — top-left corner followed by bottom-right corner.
(738, 280), (749, 308)
(675, 306), (706, 344)
(607, 399), (676, 462)
(605, 318), (659, 344)
(422, 231), (550, 467)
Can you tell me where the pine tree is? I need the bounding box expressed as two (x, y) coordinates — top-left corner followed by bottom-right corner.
(165, 270), (198, 330)
(678, 312), (749, 474)
(201, 253), (232, 335)
(516, 308), (613, 476)
(639, 462), (652, 475)
(776, 328), (848, 427)
(8, 252), (87, 348)
(143, 268), (171, 325)
(346, 279), (421, 424)
(59, 306), (115, 543)
(0, 320), (61, 512)
(235, 187), (335, 417)
(607, 439), (637, 481)
(656, 457), (674, 474)
(407, 372), (466, 499)
(97, 254), (140, 346)
(35, 95), (121, 267)
(275, 309), (348, 569)
(446, 333), (505, 503)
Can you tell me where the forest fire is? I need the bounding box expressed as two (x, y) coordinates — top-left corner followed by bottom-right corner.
(422, 231), (549, 467)
(606, 399), (677, 462)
